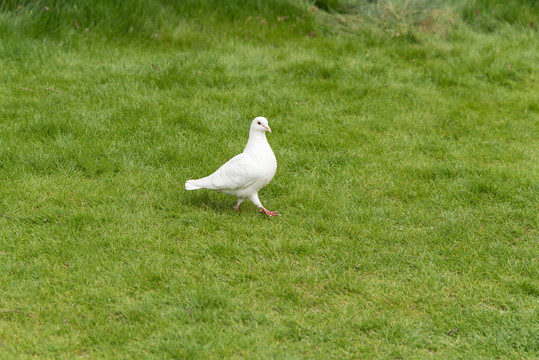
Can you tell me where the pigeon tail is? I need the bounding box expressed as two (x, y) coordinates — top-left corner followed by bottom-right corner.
(185, 180), (204, 190)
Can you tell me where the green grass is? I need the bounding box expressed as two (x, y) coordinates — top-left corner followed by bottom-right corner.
(1, 0), (538, 358)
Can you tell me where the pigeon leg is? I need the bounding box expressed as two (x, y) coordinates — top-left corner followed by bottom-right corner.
(234, 198), (244, 211)
(260, 207), (280, 217)
(249, 193), (280, 216)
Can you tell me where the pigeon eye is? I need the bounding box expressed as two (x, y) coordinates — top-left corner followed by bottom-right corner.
(257, 121), (261, 125)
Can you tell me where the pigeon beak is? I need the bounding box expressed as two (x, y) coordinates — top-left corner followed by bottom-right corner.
(263, 125), (271, 133)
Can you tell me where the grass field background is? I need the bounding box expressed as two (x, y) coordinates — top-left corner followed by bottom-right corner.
(0, 0), (538, 358)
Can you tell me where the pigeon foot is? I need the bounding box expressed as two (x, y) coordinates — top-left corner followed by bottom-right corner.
(260, 208), (280, 217)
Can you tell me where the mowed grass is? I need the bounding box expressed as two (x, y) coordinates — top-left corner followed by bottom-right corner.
(0, 1), (538, 358)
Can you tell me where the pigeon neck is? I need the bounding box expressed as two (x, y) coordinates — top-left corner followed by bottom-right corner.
(244, 130), (268, 154)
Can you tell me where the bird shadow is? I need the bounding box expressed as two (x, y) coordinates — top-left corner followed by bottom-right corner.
(183, 192), (235, 214)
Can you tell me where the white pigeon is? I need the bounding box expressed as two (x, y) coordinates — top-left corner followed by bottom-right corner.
(185, 116), (279, 216)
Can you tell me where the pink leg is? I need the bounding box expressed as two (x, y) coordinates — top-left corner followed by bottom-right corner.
(248, 194), (279, 216)
(260, 207), (280, 217)
(234, 198), (244, 212)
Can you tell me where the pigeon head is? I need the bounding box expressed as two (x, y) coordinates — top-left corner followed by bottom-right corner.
(251, 117), (271, 133)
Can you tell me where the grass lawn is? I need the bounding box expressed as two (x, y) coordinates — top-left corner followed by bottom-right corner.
(0, 0), (538, 358)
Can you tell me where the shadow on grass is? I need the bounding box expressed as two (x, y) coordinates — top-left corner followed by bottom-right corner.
(182, 191), (267, 218)
(183, 191), (236, 214)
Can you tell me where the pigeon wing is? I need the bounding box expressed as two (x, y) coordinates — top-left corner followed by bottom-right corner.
(210, 153), (258, 191)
